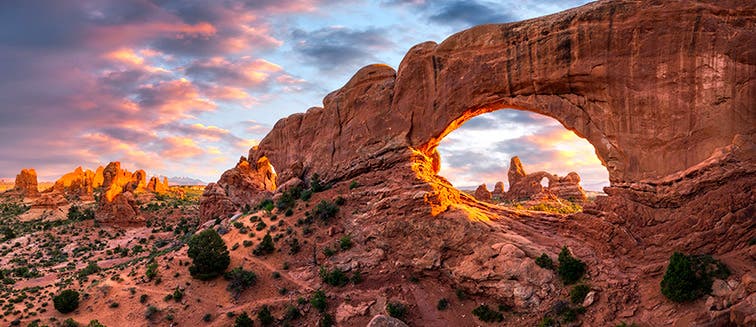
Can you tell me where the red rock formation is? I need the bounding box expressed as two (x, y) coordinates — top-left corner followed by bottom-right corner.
(50, 167), (96, 201)
(146, 176), (169, 194)
(31, 192), (68, 209)
(204, 1), (755, 325)
(473, 184), (492, 202)
(492, 181), (505, 199)
(198, 156), (276, 220)
(13, 168), (39, 198)
(501, 156), (587, 202)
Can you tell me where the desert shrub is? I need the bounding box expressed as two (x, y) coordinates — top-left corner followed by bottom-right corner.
(309, 173), (329, 192)
(243, 240), (253, 247)
(253, 233), (275, 256)
(300, 189), (313, 201)
(334, 196), (346, 206)
(258, 305), (274, 326)
(224, 267), (257, 299)
(139, 294), (148, 303)
(386, 302), (407, 320)
(276, 187), (301, 211)
(67, 205), (95, 221)
(436, 298), (449, 311)
(63, 318), (79, 327)
(310, 289), (327, 312)
(349, 180), (360, 189)
(285, 208), (293, 216)
(339, 235), (352, 250)
(187, 229), (230, 280)
(660, 252), (729, 302)
(256, 199), (275, 212)
(283, 305), (301, 321)
(172, 287), (184, 302)
(472, 304), (504, 323)
(320, 313), (335, 327)
(145, 262), (158, 280)
(312, 200), (339, 222)
(203, 313), (213, 322)
(319, 266), (349, 287)
(570, 284), (590, 304)
(538, 316), (557, 327)
(535, 253), (554, 270)
(53, 289), (80, 314)
(145, 306), (159, 319)
(287, 237), (301, 254)
(455, 288), (467, 300)
(234, 312), (254, 327)
(557, 246), (586, 285)
(322, 246), (336, 257)
(255, 221), (267, 231)
(87, 320), (106, 327)
(351, 270), (363, 284)
(77, 261), (101, 278)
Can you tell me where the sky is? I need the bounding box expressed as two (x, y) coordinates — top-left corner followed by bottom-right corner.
(0, 0), (606, 190)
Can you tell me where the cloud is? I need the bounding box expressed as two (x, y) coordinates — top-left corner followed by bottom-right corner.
(290, 26), (394, 73)
(427, 1), (517, 27)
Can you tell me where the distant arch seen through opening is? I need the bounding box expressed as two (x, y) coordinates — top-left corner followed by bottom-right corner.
(436, 109), (609, 193)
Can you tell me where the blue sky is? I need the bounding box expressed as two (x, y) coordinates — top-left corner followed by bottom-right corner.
(0, 0), (608, 190)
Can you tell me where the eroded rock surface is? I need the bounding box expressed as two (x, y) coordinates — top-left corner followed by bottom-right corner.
(13, 168), (39, 198)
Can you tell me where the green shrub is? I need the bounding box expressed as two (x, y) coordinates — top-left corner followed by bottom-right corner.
(283, 305), (301, 321)
(386, 302), (407, 320)
(570, 284), (590, 304)
(334, 196), (346, 206)
(145, 305), (159, 319)
(53, 289), (80, 314)
(660, 252), (729, 302)
(320, 313), (335, 327)
(63, 318), (79, 327)
(319, 266), (349, 287)
(436, 298), (449, 311)
(349, 180), (360, 189)
(224, 267), (257, 299)
(535, 253), (554, 270)
(309, 173), (329, 192)
(187, 229), (230, 280)
(253, 233), (275, 256)
(87, 320), (106, 327)
(339, 235), (353, 250)
(78, 261), (101, 278)
(145, 262), (158, 280)
(258, 305), (274, 326)
(172, 287), (184, 302)
(203, 313), (212, 322)
(557, 246), (585, 285)
(472, 304), (503, 323)
(310, 289), (327, 312)
(235, 312), (254, 327)
(312, 200), (339, 222)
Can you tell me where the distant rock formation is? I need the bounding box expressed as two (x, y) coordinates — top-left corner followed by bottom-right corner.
(476, 157), (588, 203)
(473, 184), (492, 202)
(50, 166), (98, 201)
(199, 156), (276, 220)
(146, 176), (169, 194)
(13, 168), (39, 198)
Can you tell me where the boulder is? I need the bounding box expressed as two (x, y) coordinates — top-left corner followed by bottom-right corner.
(473, 184), (492, 202)
(366, 315), (408, 327)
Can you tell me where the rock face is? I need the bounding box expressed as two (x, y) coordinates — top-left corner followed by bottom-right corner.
(198, 156), (276, 220)
(50, 166), (98, 201)
(205, 1), (755, 325)
(146, 176), (169, 194)
(13, 168), (39, 198)
(492, 181), (506, 199)
(473, 184), (492, 202)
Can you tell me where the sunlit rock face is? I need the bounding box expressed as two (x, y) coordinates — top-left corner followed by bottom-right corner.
(205, 1), (755, 325)
(13, 168), (39, 198)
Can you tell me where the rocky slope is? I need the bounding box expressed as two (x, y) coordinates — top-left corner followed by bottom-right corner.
(201, 0), (755, 325)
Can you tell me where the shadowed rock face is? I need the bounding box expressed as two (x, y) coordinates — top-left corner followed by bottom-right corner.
(13, 168), (39, 198)
(203, 2), (755, 324)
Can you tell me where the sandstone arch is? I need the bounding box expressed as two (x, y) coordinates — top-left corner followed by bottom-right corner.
(247, 0), (753, 193)
(204, 2), (755, 323)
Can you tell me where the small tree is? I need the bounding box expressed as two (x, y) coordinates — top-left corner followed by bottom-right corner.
(53, 289), (80, 314)
(253, 233), (275, 256)
(659, 252), (724, 302)
(258, 305), (274, 326)
(535, 253), (554, 270)
(234, 312), (254, 327)
(557, 246), (586, 285)
(224, 267), (257, 299)
(310, 289), (327, 312)
(187, 229), (230, 280)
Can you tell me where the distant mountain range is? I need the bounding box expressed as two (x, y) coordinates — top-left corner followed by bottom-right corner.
(167, 176), (206, 186)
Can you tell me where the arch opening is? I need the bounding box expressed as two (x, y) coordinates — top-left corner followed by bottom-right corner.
(434, 108), (609, 212)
